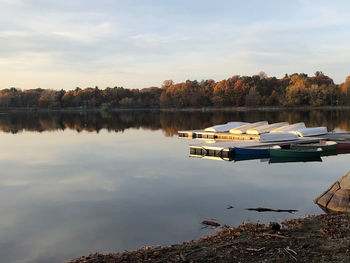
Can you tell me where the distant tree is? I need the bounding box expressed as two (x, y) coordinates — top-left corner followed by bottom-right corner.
(315, 71), (324, 77)
(161, 80), (174, 89)
(212, 80), (227, 106)
(265, 90), (279, 105)
(259, 71), (268, 80)
(245, 87), (261, 106)
(38, 90), (60, 108)
(119, 97), (135, 107)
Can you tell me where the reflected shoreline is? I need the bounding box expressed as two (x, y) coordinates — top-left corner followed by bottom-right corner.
(0, 109), (350, 135)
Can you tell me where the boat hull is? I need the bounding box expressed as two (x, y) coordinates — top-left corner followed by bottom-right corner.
(291, 142), (337, 152)
(269, 148), (322, 158)
(234, 147), (270, 156)
(336, 142), (350, 150)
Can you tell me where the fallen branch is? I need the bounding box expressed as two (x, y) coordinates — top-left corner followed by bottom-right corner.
(284, 247), (297, 261)
(246, 207), (298, 213)
(246, 247), (265, 252)
(201, 220), (220, 227)
(261, 233), (288, 239)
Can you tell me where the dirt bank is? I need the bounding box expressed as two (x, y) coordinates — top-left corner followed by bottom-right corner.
(68, 213), (350, 263)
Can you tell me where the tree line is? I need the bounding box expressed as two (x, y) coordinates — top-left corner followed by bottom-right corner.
(1, 72), (350, 109)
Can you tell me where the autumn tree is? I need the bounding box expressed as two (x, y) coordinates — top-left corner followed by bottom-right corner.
(245, 87), (262, 106)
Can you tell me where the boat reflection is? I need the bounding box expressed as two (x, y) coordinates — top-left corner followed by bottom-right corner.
(336, 148), (350, 155)
(189, 154), (233, 162)
(189, 154), (323, 164)
(268, 156), (323, 164)
(189, 154), (268, 162)
(188, 145), (345, 163)
(234, 154), (269, 162)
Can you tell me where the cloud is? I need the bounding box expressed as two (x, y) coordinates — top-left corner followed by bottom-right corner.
(0, 0), (350, 89)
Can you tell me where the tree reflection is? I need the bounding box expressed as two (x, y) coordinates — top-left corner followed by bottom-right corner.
(0, 109), (349, 135)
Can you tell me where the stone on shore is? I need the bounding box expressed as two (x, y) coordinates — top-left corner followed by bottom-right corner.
(315, 171), (350, 212)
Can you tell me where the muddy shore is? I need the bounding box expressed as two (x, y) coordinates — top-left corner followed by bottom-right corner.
(68, 213), (350, 263)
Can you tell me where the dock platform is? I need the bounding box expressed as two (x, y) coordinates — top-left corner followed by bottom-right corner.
(189, 138), (321, 158)
(180, 130), (350, 143)
(178, 130), (260, 141)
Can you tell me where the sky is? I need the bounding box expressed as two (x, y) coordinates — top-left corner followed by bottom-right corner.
(0, 0), (350, 90)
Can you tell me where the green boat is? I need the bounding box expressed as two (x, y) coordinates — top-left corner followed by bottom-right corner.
(291, 141), (337, 152)
(269, 148), (322, 159)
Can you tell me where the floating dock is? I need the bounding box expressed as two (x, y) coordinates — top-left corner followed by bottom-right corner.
(189, 138), (322, 158)
(180, 125), (350, 159)
(190, 144), (235, 158)
(179, 130), (350, 142)
(178, 130), (260, 141)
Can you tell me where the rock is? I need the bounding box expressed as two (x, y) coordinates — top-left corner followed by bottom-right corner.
(327, 189), (350, 212)
(269, 222), (281, 232)
(315, 182), (340, 208)
(315, 171), (350, 212)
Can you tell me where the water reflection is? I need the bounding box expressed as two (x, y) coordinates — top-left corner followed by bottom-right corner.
(1, 109), (350, 135)
(190, 155), (324, 164)
(0, 110), (349, 263)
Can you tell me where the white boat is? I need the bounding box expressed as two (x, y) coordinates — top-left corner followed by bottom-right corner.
(260, 132), (299, 142)
(230, 121), (268, 134)
(289, 127), (328, 137)
(204, 122), (249, 132)
(246, 122), (289, 135)
(270, 122), (306, 133)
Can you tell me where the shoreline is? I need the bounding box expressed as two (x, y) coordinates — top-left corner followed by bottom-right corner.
(1, 105), (350, 113)
(68, 212), (350, 263)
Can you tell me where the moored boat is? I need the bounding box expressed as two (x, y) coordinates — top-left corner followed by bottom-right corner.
(230, 121), (268, 134)
(269, 148), (322, 159)
(291, 141), (337, 152)
(234, 147), (270, 156)
(336, 141), (350, 150)
(205, 122), (249, 132)
(246, 122), (289, 135)
(289, 127), (328, 137)
(260, 132), (299, 142)
(270, 122), (306, 133)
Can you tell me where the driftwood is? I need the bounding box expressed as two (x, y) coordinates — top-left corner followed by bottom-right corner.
(246, 207), (298, 213)
(201, 220), (220, 227)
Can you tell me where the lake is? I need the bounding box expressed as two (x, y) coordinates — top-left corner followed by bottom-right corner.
(0, 109), (349, 263)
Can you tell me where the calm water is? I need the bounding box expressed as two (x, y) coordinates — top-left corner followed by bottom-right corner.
(1, 109), (350, 263)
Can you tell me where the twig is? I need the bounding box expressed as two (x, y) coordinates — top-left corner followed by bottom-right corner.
(285, 246), (297, 255)
(284, 247), (297, 261)
(261, 233), (288, 239)
(215, 243), (236, 250)
(246, 247), (265, 252)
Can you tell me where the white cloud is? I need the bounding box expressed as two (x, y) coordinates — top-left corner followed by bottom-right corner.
(0, 0), (349, 89)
